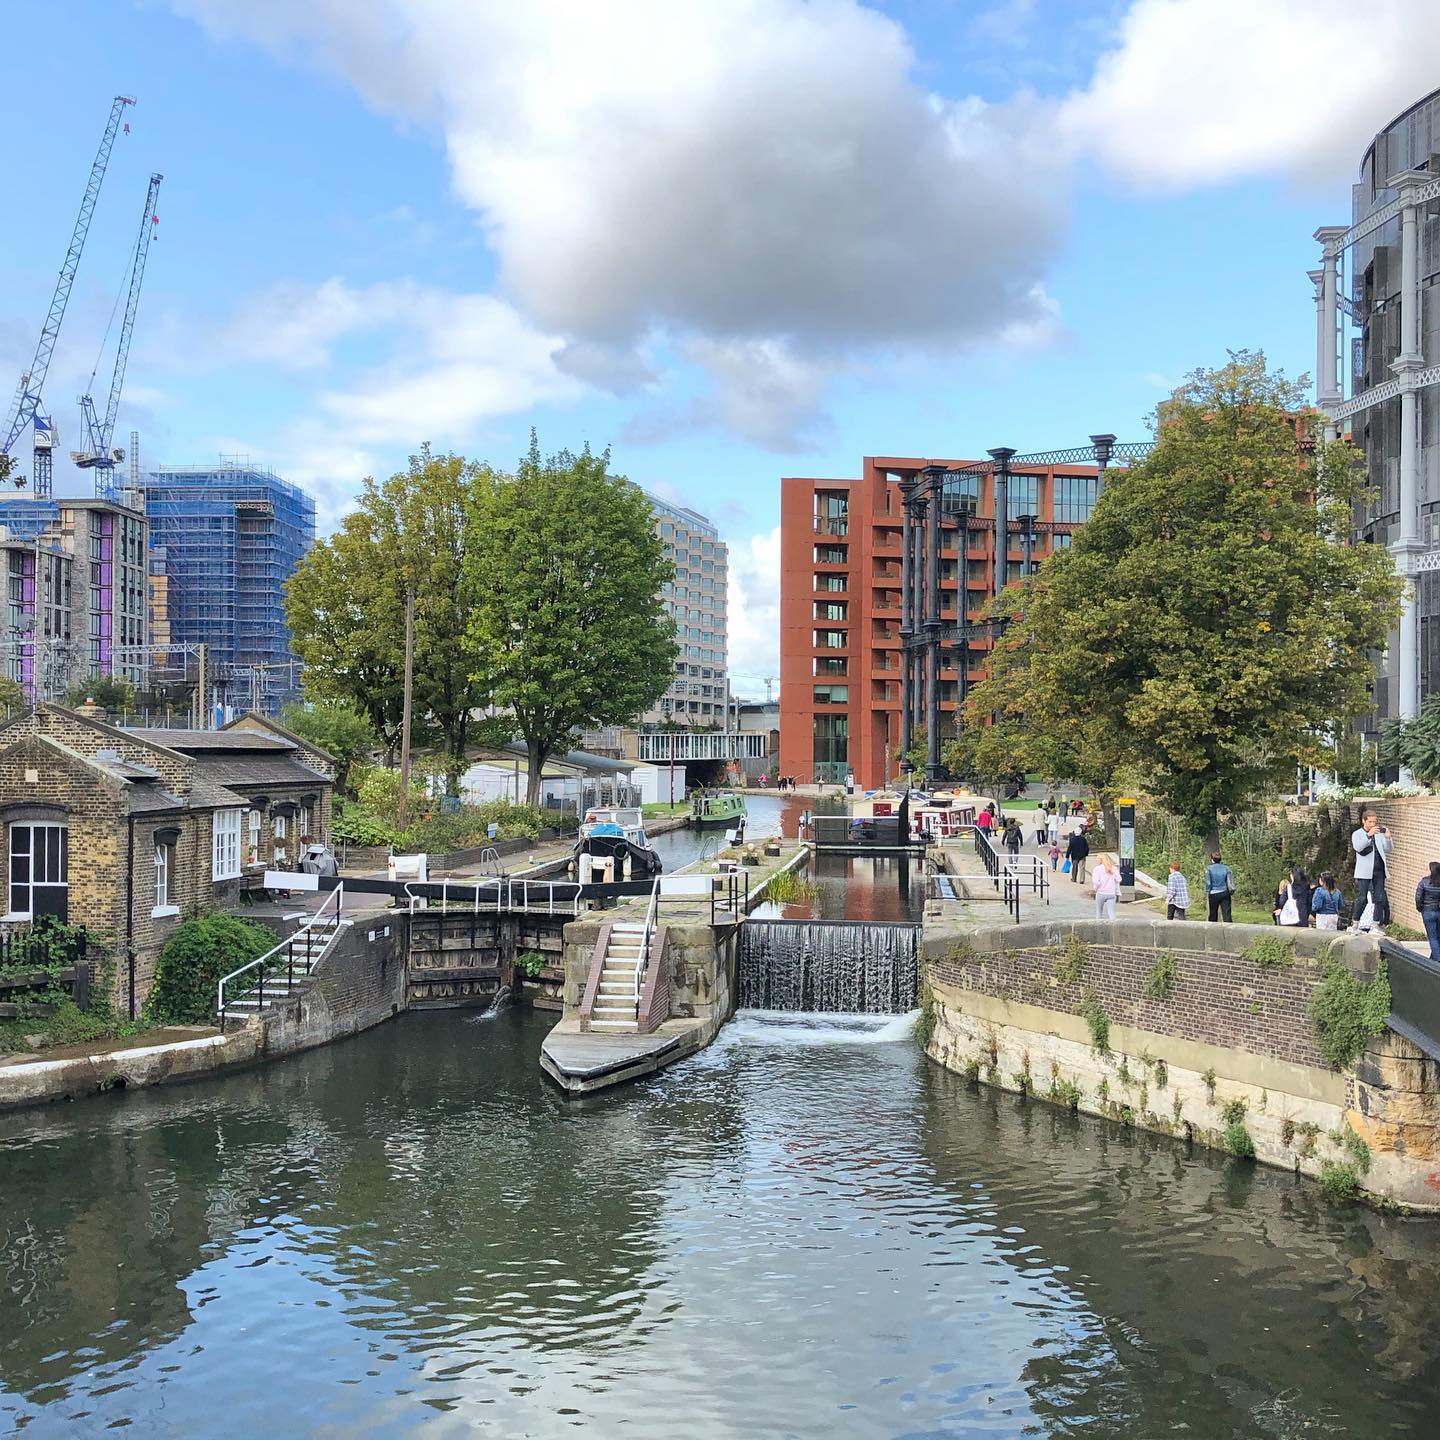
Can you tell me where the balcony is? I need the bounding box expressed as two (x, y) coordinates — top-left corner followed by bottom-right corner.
(813, 515), (849, 536)
(872, 561), (900, 580)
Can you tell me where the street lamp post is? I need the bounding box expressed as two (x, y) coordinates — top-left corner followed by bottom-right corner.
(1090, 433), (1116, 496)
(1016, 513), (1038, 579)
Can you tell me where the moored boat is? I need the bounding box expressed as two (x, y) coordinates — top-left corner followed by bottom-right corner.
(691, 791), (747, 830)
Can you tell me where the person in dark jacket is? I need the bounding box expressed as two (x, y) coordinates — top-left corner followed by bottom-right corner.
(1003, 819), (1023, 857)
(1065, 827), (1090, 885)
(1415, 861), (1440, 962)
(1273, 868), (1311, 927)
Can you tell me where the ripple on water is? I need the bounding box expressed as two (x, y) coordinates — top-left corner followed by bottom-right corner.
(2, 1007), (1439, 1438)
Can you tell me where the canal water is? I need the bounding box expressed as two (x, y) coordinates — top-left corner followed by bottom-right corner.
(3, 1005), (1439, 1437)
(653, 794), (926, 924)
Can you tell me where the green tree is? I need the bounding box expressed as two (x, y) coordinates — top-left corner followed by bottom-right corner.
(0, 675), (24, 716)
(968, 352), (1402, 840)
(279, 698), (376, 796)
(63, 675), (135, 716)
(1380, 698), (1440, 786)
(286, 447), (491, 790)
(895, 725), (928, 779)
(464, 438), (676, 805)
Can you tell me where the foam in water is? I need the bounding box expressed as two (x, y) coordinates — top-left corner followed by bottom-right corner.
(738, 919), (919, 1013)
(721, 1008), (920, 1048)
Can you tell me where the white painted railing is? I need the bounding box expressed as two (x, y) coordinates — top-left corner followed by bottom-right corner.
(218, 883), (344, 1023)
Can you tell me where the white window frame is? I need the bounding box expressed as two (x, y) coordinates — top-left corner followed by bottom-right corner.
(212, 808), (242, 882)
(5, 821), (68, 921)
(298, 804), (311, 839)
(248, 808), (261, 865)
(273, 812), (288, 841)
(153, 840), (176, 916)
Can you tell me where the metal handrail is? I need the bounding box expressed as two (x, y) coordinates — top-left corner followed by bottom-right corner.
(218, 883), (344, 1024)
(634, 878), (661, 1004)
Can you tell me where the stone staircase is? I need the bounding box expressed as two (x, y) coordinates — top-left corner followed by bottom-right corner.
(586, 923), (649, 1031)
(219, 888), (347, 1025)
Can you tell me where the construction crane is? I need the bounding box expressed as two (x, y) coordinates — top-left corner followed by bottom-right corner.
(74, 171), (163, 497)
(1, 95), (135, 478)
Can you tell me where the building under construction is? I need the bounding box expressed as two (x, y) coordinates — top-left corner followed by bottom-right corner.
(145, 462), (315, 714)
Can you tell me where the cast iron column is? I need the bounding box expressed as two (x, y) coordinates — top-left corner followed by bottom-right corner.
(909, 483), (928, 750)
(1089, 433), (1115, 497)
(988, 448), (1014, 598)
(924, 465), (944, 783)
(898, 474), (919, 765)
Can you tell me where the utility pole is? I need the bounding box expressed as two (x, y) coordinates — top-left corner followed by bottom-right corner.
(398, 588), (415, 827)
(196, 642), (207, 729)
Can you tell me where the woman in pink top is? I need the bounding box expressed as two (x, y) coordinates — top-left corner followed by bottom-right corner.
(1093, 855), (1119, 920)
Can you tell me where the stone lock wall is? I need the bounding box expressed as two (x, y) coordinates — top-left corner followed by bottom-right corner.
(922, 917), (1440, 1210)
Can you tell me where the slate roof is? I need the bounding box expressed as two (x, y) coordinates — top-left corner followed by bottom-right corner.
(133, 729), (295, 753)
(125, 786), (189, 815)
(190, 754), (328, 790)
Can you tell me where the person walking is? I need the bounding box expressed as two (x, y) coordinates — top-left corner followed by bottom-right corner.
(1273, 868), (1311, 927)
(1204, 852), (1235, 922)
(1415, 862), (1440, 962)
(1003, 818), (1023, 860)
(1351, 812), (1393, 930)
(1046, 807), (1061, 847)
(1034, 806), (1049, 846)
(1164, 862), (1190, 921)
(1066, 826), (1090, 885)
(1093, 855), (1120, 920)
(977, 806), (994, 839)
(1310, 872), (1343, 931)
(1047, 839), (1062, 871)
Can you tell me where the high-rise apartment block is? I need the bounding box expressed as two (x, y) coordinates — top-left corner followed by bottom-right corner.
(779, 453), (1103, 789)
(1312, 86), (1440, 742)
(2, 497), (147, 700)
(145, 463), (315, 712)
(640, 489), (729, 726)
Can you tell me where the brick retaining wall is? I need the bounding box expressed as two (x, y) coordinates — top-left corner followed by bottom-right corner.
(923, 920), (1368, 1071)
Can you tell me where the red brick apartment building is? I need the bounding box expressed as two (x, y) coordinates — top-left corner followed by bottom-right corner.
(779, 454), (1104, 790)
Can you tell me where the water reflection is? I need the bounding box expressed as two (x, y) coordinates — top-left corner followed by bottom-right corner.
(3, 1008), (1439, 1437)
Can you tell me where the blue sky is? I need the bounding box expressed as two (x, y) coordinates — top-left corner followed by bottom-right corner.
(2, 0), (1435, 691)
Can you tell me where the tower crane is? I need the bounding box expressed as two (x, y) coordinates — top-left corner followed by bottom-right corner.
(1, 95), (135, 488)
(74, 171), (163, 497)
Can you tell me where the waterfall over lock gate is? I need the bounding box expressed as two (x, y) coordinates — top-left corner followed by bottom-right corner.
(738, 920), (920, 1014)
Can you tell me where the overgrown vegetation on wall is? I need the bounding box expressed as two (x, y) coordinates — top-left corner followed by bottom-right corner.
(1309, 953), (1390, 1070)
(0, 920), (134, 1055)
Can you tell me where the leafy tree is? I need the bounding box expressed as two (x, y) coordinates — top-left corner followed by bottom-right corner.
(143, 914), (275, 1025)
(967, 352), (1402, 841)
(1380, 697), (1440, 786)
(279, 698), (376, 796)
(0, 675), (24, 716)
(894, 725), (928, 779)
(62, 675), (135, 716)
(286, 447), (491, 789)
(464, 437), (676, 805)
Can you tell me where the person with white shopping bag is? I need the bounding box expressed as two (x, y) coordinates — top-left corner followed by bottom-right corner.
(1273, 868), (1311, 927)
(1351, 812), (1392, 931)
(1310, 872), (1344, 931)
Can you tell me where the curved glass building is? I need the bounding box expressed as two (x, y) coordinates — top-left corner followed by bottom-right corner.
(1313, 88), (1440, 741)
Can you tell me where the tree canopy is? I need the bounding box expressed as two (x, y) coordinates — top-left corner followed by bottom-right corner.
(285, 447), (491, 790)
(961, 352), (1402, 837)
(279, 698), (376, 796)
(463, 438), (676, 804)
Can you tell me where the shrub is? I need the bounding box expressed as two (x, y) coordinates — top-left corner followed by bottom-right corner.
(1223, 1122), (1256, 1159)
(1078, 988), (1110, 1053)
(1143, 951), (1179, 1001)
(144, 915), (276, 1025)
(1318, 1161), (1361, 1202)
(1242, 933), (1295, 970)
(765, 869), (819, 906)
(332, 801), (393, 847)
(914, 984), (937, 1050)
(1309, 956), (1390, 1070)
(1051, 935), (1090, 986)
(1202, 1067), (1217, 1101)
(1050, 1078), (1082, 1111)
(515, 950), (546, 979)
(1220, 1098), (1248, 1126)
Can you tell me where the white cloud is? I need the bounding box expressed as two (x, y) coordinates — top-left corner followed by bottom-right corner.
(195, 277), (581, 526)
(173, 0), (1069, 446)
(726, 524), (782, 690)
(1060, 0), (1440, 189)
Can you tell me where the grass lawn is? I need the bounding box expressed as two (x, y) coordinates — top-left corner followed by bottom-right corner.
(642, 801), (689, 817)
